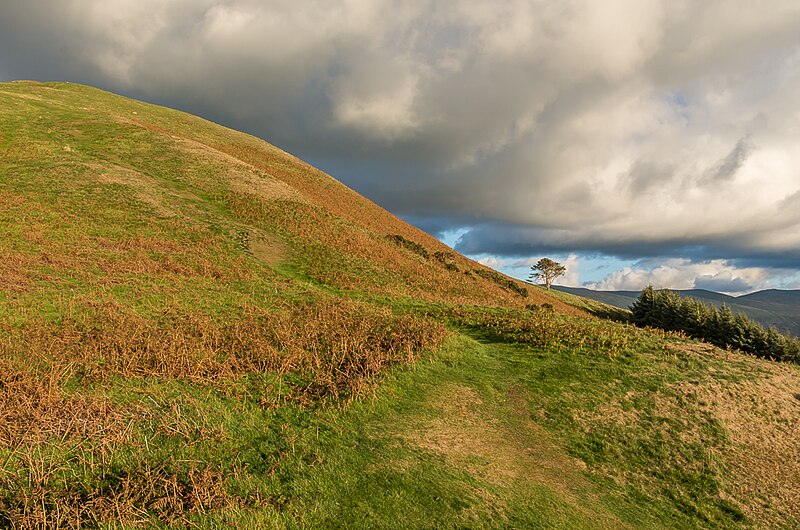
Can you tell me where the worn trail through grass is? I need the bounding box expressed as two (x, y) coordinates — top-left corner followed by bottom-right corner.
(285, 335), (631, 529)
(291, 326), (800, 529)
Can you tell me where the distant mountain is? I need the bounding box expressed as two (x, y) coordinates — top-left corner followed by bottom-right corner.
(738, 289), (800, 305)
(552, 286), (800, 337)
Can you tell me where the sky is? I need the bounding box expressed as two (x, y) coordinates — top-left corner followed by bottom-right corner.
(2, 0), (800, 294)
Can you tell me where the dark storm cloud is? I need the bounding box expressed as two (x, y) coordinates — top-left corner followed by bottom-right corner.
(2, 0), (800, 282)
(454, 222), (800, 270)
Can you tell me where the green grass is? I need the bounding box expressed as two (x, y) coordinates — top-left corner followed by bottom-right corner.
(2, 81), (799, 528)
(31, 324), (748, 528)
(242, 306), (772, 528)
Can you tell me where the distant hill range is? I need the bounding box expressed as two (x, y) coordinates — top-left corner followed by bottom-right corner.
(552, 286), (800, 337)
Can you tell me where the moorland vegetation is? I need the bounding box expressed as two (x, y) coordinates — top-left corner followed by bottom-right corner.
(1, 81), (798, 528)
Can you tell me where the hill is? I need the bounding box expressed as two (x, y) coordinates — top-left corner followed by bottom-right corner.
(2, 81), (799, 528)
(553, 286), (800, 336)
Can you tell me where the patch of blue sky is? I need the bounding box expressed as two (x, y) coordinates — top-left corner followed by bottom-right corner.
(438, 227), (471, 249)
(665, 89), (691, 125)
(773, 270), (800, 289)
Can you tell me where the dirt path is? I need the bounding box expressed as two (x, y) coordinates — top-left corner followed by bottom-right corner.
(401, 377), (630, 528)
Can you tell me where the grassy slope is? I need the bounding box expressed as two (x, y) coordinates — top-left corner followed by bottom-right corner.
(2, 81), (799, 528)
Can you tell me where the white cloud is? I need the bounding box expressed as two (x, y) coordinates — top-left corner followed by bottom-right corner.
(477, 256), (508, 269)
(560, 254), (581, 287)
(584, 259), (774, 295)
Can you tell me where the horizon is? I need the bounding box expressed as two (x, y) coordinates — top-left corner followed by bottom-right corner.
(550, 284), (800, 297)
(3, 1), (800, 293)
(481, 254), (800, 297)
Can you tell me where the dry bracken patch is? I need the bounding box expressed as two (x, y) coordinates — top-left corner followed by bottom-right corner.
(2, 296), (448, 400)
(0, 251), (32, 292)
(0, 360), (124, 447)
(0, 295), (448, 527)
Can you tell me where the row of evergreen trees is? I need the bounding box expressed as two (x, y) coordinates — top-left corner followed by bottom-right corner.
(630, 286), (800, 363)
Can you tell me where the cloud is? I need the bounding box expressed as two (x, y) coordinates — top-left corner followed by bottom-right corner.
(583, 258), (780, 295)
(693, 274), (752, 294)
(476, 256), (507, 269)
(702, 136), (751, 185)
(2, 1), (800, 276)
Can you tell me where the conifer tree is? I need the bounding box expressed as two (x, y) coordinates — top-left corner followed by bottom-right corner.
(528, 258), (566, 289)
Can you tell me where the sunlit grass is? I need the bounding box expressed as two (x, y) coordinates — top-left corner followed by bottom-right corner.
(1, 81), (798, 528)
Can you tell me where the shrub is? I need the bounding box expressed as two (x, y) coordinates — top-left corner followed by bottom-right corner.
(630, 286), (800, 363)
(473, 269), (528, 298)
(433, 251), (459, 272)
(437, 306), (634, 358)
(386, 235), (429, 260)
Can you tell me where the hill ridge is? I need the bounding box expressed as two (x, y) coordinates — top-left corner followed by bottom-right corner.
(1, 80), (573, 311)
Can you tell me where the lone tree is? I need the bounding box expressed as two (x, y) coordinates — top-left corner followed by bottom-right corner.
(528, 258), (566, 290)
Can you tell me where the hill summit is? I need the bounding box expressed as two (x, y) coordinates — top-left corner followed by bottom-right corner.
(1, 81), (565, 311)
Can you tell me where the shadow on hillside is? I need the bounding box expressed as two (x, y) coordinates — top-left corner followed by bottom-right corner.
(582, 305), (631, 323)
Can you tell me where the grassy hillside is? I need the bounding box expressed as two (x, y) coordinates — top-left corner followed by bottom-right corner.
(2, 81), (799, 528)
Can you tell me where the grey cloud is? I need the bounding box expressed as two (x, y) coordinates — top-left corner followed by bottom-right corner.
(623, 158), (678, 196)
(453, 222), (800, 270)
(2, 1), (800, 274)
(693, 274), (752, 294)
(702, 136), (751, 185)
